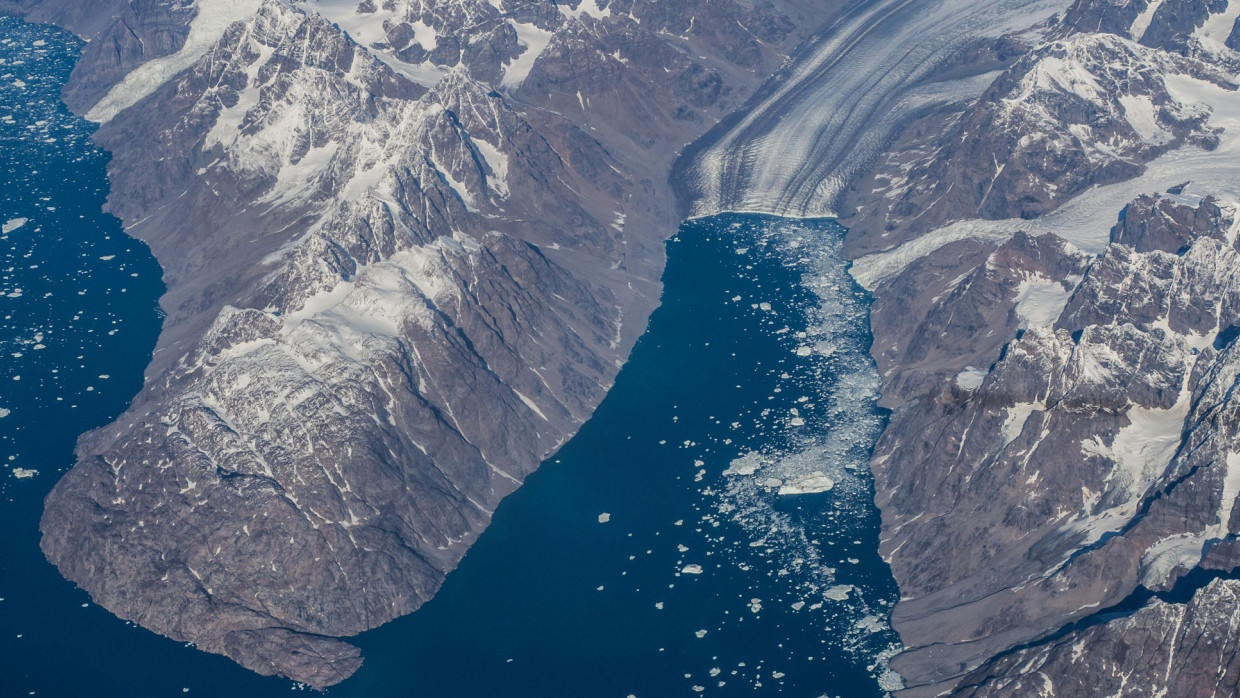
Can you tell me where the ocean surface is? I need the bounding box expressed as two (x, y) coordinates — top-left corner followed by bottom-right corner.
(0, 19), (902, 698)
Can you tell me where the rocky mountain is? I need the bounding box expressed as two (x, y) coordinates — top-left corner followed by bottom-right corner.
(15, 0), (1240, 693)
(827, 0), (1240, 695)
(869, 193), (1240, 695)
(2, 0), (831, 687)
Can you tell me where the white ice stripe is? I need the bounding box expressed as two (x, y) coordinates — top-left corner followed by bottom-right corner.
(86, 0), (266, 123)
(502, 21), (554, 89)
(1130, 0), (1164, 42)
(851, 72), (1240, 289)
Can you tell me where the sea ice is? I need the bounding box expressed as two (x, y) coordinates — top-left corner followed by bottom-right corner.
(823, 585), (853, 601)
(777, 472), (834, 495)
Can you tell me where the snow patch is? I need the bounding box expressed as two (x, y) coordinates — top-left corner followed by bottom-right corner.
(502, 22), (554, 89)
(956, 367), (988, 391)
(1216, 451), (1240, 534)
(559, 0), (611, 20)
(1002, 401), (1044, 446)
(1119, 94), (1170, 145)
(1080, 400), (1190, 500)
(1130, 0), (1164, 41)
(1013, 274), (1071, 329)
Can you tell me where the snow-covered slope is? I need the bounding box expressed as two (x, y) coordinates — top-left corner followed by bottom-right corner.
(846, 26), (1239, 277)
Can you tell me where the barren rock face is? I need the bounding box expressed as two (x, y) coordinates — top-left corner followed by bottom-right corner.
(951, 577), (1240, 698)
(7, 0), (829, 686)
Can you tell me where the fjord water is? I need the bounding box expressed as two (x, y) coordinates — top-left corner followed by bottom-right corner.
(1, 20), (900, 697)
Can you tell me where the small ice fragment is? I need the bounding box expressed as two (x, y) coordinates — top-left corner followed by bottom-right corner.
(777, 472), (834, 495)
(2, 218), (27, 234)
(724, 452), (763, 476)
(824, 585), (853, 601)
(681, 564), (703, 575)
(856, 615), (886, 633)
(695, 629), (707, 638)
(12, 468), (37, 479)
(795, 346), (812, 357)
(598, 512), (611, 523)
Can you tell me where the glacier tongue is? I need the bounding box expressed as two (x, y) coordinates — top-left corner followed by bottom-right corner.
(86, 0), (267, 123)
(682, 0), (1069, 219)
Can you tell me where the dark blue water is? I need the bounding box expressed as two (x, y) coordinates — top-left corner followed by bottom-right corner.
(0, 19), (901, 698)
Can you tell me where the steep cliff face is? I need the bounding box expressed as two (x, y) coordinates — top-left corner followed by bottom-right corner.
(2, 0), (830, 687)
(953, 577), (1240, 697)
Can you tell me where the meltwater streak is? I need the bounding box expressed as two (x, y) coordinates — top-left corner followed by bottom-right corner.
(683, 0), (1068, 219)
